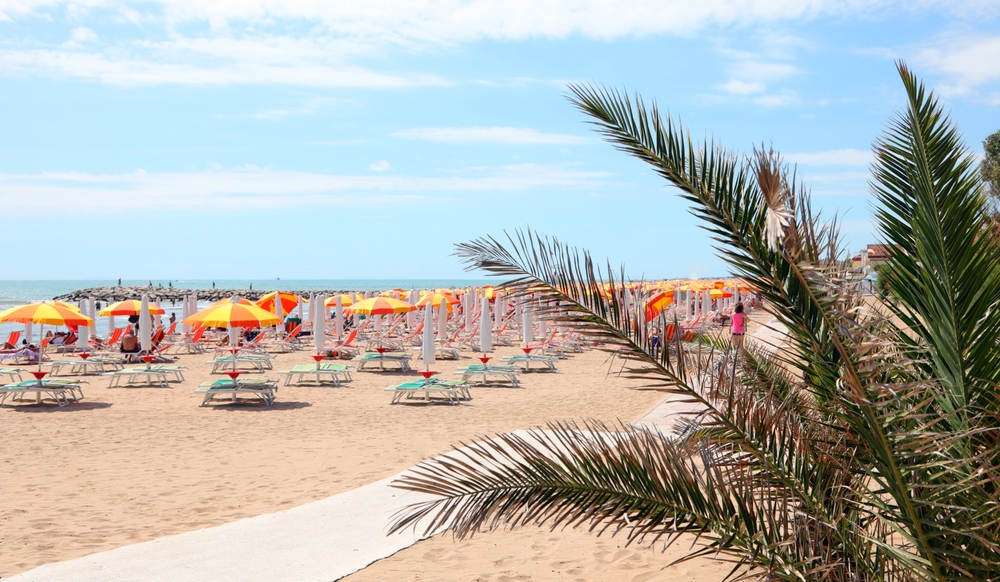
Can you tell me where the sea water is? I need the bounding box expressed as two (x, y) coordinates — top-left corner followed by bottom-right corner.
(0, 279), (492, 342)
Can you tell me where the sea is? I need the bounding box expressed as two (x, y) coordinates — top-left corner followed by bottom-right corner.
(0, 279), (492, 341)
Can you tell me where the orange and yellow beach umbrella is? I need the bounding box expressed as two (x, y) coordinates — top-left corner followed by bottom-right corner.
(324, 294), (356, 308)
(255, 292), (299, 317)
(98, 300), (166, 317)
(0, 302), (94, 327)
(183, 302), (282, 329)
(349, 297), (414, 316)
(416, 293), (460, 308)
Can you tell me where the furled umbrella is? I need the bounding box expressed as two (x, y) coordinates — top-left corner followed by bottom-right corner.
(480, 296), (492, 354)
(421, 302), (435, 372)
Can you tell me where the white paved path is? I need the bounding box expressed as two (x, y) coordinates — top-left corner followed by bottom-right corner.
(8, 474), (435, 582)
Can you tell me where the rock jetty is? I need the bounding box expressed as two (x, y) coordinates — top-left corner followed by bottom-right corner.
(53, 286), (362, 305)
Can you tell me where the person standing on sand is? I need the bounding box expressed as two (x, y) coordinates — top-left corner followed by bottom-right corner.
(731, 302), (745, 349)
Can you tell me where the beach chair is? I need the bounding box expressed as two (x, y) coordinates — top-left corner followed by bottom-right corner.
(169, 327), (207, 354)
(91, 327), (124, 350)
(4, 331), (19, 347)
(195, 378), (277, 406)
(325, 329), (361, 359)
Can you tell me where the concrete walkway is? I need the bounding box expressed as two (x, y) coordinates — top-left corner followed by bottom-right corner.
(8, 475), (436, 582)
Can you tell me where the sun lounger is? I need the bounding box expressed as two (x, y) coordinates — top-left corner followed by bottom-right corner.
(0, 378), (86, 406)
(353, 352), (412, 371)
(0, 367), (24, 383)
(195, 378), (277, 406)
(500, 354), (558, 371)
(45, 358), (110, 376)
(209, 353), (273, 373)
(455, 363), (521, 386)
(104, 367), (173, 388)
(384, 379), (468, 404)
(278, 363), (352, 386)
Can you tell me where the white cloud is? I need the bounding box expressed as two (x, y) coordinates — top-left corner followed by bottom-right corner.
(786, 149), (872, 166)
(393, 126), (589, 145)
(0, 164), (609, 214)
(719, 80), (765, 95)
(913, 33), (1000, 92)
(752, 89), (800, 106)
(0, 0), (960, 87)
(0, 48), (446, 87)
(368, 160), (391, 171)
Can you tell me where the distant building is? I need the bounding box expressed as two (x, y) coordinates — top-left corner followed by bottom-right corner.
(851, 244), (894, 269)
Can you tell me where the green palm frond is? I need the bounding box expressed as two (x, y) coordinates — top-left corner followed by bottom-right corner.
(389, 64), (1000, 582)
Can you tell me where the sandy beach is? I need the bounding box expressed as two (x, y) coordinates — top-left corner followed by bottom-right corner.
(0, 341), (682, 578)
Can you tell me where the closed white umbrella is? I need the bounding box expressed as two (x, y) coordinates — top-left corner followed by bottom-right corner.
(24, 322), (32, 346)
(79, 300), (91, 348)
(306, 293), (315, 330)
(181, 295), (190, 334)
(313, 296), (324, 354)
(437, 304), (447, 339)
(273, 292), (282, 337)
(139, 295), (152, 352)
(522, 305), (533, 345)
(422, 302), (435, 369)
(703, 288), (711, 315)
(538, 303), (547, 340)
(406, 290), (417, 328)
(494, 296), (503, 327)
(297, 296), (304, 321)
(480, 296), (492, 353)
(465, 293), (474, 329)
(374, 314), (382, 333)
(335, 295), (344, 338)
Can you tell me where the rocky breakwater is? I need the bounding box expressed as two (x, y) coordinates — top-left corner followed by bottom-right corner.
(54, 286), (357, 305)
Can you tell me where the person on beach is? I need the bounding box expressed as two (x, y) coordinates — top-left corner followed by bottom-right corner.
(731, 302), (745, 349)
(168, 313), (176, 325)
(120, 330), (140, 353)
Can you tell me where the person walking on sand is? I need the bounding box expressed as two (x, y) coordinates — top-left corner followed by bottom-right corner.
(731, 302), (746, 350)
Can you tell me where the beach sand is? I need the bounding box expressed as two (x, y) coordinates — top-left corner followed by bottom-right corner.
(0, 339), (709, 579)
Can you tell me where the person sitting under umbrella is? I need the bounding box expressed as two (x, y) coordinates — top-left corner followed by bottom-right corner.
(120, 329), (140, 354)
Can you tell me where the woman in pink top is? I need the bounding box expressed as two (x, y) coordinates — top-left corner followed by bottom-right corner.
(731, 302), (746, 349)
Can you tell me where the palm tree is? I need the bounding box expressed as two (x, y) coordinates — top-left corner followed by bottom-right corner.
(389, 64), (1000, 582)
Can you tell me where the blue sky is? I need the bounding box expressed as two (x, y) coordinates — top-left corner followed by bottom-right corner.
(0, 1), (997, 280)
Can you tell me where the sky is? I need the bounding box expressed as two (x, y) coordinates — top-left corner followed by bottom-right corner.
(0, 1), (997, 281)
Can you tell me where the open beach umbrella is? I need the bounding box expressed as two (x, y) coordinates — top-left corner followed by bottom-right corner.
(422, 302), (435, 370)
(645, 291), (674, 322)
(256, 292), (298, 317)
(480, 296), (492, 353)
(350, 297), (414, 316)
(210, 297), (254, 307)
(99, 299), (166, 317)
(324, 294), (354, 308)
(0, 302), (94, 371)
(183, 300), (282, 328)
(416, 293), (459, 309)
